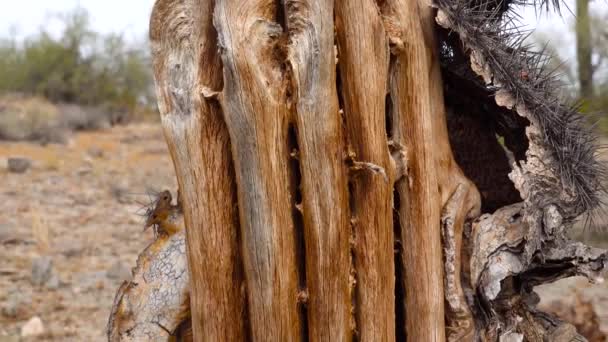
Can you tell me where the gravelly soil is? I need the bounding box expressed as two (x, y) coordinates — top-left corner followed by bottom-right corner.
(0, 123), (606, 341)
(1, 124), (177, 341)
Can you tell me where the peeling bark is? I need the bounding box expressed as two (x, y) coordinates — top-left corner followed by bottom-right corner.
(435, 7), (608, 341)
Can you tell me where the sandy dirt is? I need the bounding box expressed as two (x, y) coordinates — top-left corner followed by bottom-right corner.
(0, 124), (177, 341)
(0, 123), (606, 341)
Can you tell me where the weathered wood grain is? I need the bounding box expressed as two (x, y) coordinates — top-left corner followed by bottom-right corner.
(380, 0), (481, 340)
(213, 1), (301, 340)
(335, 0), (396, 340)
(380, 0), (446, 337)
(284, 1), (352, 340)
(150, 0), (247, 340)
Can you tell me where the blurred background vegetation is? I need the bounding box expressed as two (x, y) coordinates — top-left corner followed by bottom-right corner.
(534, 0), (608, 132)
(0, 3), (607, 143)
(0, 7), (156, 143)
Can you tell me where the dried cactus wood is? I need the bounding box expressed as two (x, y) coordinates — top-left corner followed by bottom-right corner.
(148, 0), (247, 341)
(108, 0), (608, 341)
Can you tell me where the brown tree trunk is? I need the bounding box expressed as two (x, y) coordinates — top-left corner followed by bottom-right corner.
(108, 1), (607, 341)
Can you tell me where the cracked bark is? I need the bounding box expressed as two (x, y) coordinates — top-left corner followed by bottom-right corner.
(107, 232), (190, 341)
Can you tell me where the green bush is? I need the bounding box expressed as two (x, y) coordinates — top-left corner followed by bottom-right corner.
(0, 8), (155, 119)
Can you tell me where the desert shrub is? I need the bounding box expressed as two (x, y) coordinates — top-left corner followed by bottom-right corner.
(0, 8), (156, 125)
(58, 104), (112, 131)
(0, 94), (67, 143)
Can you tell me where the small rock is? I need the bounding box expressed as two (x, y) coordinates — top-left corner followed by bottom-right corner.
(60, 246), (83, 258)
(110, 183), (131, 204)
(78, 271), (107, 291)
(2, 302), (20, 318)
(20, 316), (44, 338)
(7, 158), (32, 174)
(75, 167), (93, 177)
(46, 274), (61, 290)
(1, 292), (31, 318)
(2, 300), (19, 319)
(31, 257), (53, 287)
(106, 261), (132, 281)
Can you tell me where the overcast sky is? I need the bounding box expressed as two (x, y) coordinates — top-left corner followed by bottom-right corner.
(0, 0), (589, 36)
(0, 0), (155, 40)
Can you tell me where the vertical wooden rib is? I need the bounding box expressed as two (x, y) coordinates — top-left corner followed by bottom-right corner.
(150, 0), (247, 340)
(214, 1), (301, 340)
(335, 0), (396, 340)
(285, 0), (352, 340)
(381, 0), (446, 340)
(419, 1), (482, 340)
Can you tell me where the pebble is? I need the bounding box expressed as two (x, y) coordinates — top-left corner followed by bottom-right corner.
(7, 158), (32, 174)
(1, 291), (31, 319)
(110, 182), (131, 204)
(75, 167), (93, 177)
(20, 316), (45, 338)
(78, 271), (107, 291)
(31, 257), (53, 287)
(46, 274), (61, 290)
(2, 299), (19, 319)
(60, 245), (84, 258)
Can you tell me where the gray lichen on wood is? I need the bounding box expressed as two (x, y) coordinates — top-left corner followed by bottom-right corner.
(107, 232), (189, 341)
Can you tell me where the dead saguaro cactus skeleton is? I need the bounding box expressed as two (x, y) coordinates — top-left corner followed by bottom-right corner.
(108, 0), (607, 341)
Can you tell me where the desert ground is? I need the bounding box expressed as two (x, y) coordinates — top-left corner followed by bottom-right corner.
(0, 124), (177, 341)
(0, 123), (606, 341)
